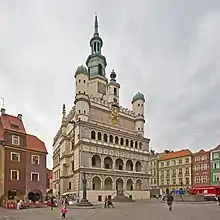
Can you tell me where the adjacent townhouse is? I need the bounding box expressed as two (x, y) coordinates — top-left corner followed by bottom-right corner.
(192, 149), (210, 187)
(46, 168), (53, 193)
(0, 108), (47, 201)
(158, 149), (192, 194)
(210, 144), (220, 186)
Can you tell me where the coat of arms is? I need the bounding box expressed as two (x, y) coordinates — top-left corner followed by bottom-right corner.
(110, 106), (119, 126)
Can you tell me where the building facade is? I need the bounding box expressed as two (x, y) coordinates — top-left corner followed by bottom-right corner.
(53, 16), (151, 202)
(158, 149), (192, 194)
(192, 149), (210, 187)
(46, 169), (53, 192)
(0, 108), (47, 201)
(210, 145), (220, 186)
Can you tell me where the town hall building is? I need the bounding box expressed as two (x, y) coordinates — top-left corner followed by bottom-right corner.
(52, 16), (151, 202)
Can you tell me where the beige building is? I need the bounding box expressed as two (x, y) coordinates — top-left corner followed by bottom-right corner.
(158, 149), (192, 194)
(52, 16), (151, 203)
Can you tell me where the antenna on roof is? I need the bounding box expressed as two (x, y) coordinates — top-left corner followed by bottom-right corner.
(0, 97), (4, 108)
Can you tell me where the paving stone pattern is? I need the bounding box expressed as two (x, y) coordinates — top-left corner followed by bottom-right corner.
(0, 200), (220, 220)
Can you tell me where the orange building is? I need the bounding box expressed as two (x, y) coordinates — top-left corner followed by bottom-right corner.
(158, 149), (192, 194)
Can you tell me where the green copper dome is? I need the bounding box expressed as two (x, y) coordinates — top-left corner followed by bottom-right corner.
(75, 65), (89, 77)
(132, 92), (145, 104)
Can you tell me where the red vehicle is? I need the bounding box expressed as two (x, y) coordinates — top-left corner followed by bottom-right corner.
(189, 186), (220, 200)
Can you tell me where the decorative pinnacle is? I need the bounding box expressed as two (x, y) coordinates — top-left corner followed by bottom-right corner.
(94, 13), (99, 36)
(62, 104), (66, 118)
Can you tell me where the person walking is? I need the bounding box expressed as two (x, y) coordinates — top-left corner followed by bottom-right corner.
(217, 195), (220, 206)
(50, 195), (55, 210)
(167, 193), (174, 211)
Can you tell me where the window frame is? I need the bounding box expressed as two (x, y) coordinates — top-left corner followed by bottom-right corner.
(12, 135), (20, 145)
(11, 170), (19, 180)
(31, 172), (40, 181)
(31, 155), (40, 165)
(10, 152), (20, 162)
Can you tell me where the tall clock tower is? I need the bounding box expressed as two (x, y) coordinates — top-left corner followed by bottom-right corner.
(86, 15), (108, 100)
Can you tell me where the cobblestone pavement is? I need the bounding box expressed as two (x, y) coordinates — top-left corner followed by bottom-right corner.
(0, 200), (220, 220)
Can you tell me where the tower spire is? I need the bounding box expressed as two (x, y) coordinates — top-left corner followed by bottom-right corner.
(94, 13), (99, 37)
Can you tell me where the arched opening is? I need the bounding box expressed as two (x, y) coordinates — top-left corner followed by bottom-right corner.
(136, 179), (142, 191)
(135, 141), (138, 148)
(125, 139), (129, 147)
(104, 177), (113, 190)
(97, 132), (102, 141)
(109, 135), (113, 143)
(130, 140), (133, 148)
(104, 157), (113, 169)
(92, 155), (101, 168)
(115, 158), (123, 170)
(92, 176), (101, 190)
(8, 189), (23, 200)
(91, 130), (96, 139)
(139, 142), (142, 150)
(103, 134), (108, 142)
(115, 136), (119, 145)
(116, 178), (124, 190)
(126, 160), (133, 171)
(28, 190), (42, 202)
(135, 161), (142, 172)
(127, 179), (133, 190)
(120, 138), (124, 145)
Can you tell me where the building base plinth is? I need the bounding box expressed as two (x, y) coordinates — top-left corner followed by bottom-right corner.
(76, 199), (93, 207)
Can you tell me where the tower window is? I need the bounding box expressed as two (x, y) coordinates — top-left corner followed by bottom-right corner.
(79, 80), (81, 83)
(141, 104), (143, 106)
(84, 110), (86, 114)
(114, 88), (117, 96)
(83, 91), (86, 94)
(79, 110), (81, 113)
(83, 80), (86, 83)
(98, 64), (102, 76)
(138, 104), (140, 106)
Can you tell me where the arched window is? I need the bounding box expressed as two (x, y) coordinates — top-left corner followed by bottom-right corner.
(109, 135), (113, 143)
(120, 138), (124, 146)
(130, 140), (133, 148)
(139, 142), (142, 150)
(125, 139), (129, 147)
(135, 141), (138, 149)
(115, 136), (119, 145)
(91, 131), (96, 140)
(103, 134), (108, 142)
(97, 132), (102, 141)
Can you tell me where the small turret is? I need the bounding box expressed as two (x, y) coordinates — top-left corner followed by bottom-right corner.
(61, 104), (67, 135)
(74, 65), (90, 122)
(108, 69), (120, 104)
(132, 92), (145, 136)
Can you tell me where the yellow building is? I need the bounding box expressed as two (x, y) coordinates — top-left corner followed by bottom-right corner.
(158, 149), (192, 194)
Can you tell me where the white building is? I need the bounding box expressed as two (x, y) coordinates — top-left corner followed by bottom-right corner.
(52, 16), (151, 203)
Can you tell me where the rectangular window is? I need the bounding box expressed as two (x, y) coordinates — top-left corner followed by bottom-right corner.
(68, 182), (71, 190)
(213, 173), (220, 182)
(32, 155), (40, 165)
(166, 161), (170, 166)
(172, 160), (176, 165)
(185, 167), (189, 174)
(12, 135), (20, 145)
(195, 156), (200, 162)
(11, 152), (20, 162)
(213, 153), (219, 159)
(201, 164), (207, 171)
(161, 162), (164, 167)
(172, 179), (176, 185)
(201, 176), (207, 183)
(185, 158), (189, 163)
(179, 159), (182, 165)
(195, 176), (200, 183)
(11, 170), (19, 180)
(31, 172), (39, 181)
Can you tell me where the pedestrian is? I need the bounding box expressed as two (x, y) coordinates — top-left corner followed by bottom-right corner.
(104, 196), (108, 208)
(50, 195), (55, 210)
(61, 205), (67, 218)
(167, 193), (174, 211)
(218, 195), (220, 206)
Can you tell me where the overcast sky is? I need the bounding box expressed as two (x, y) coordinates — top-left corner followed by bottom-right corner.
(1, 0), (220, 168)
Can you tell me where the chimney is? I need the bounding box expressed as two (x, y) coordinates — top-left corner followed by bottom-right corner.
(17, 114), (22, 120)
(1, 108), (5, 116)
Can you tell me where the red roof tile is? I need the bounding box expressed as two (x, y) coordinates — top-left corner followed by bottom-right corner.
(160, 149), (192, 161)
(26, 134), (47, 154)
(0, 114), (26, 133)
